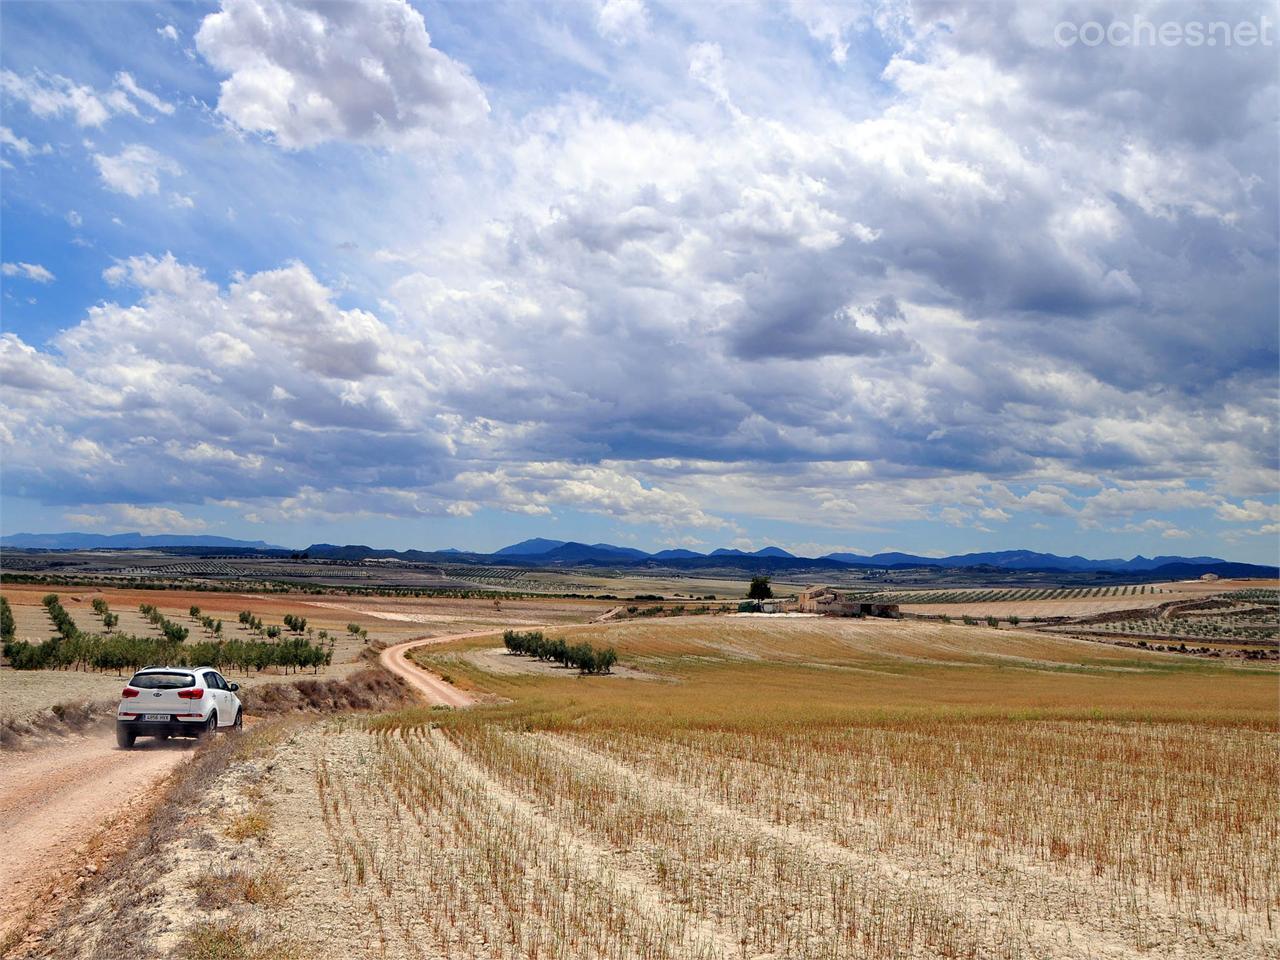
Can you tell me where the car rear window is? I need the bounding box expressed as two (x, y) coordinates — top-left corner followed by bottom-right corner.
(129, 671), (195, 689)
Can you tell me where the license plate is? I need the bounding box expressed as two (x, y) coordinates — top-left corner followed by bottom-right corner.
(144, 714), (170, 721)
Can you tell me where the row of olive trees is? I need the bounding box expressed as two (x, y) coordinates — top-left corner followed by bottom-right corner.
(44, 593), (79, 640)
(4, 594), (90, 669)
(4, 631), (333, 675)
(195, 613), (225, 637)
(238, 610), (281, 638)
(1, 594), (332, 675)
(139, 603), (189, 643)
(240, 609), (311, 640)
(502, 630), (618, 674)
(91, 597), (120, 631)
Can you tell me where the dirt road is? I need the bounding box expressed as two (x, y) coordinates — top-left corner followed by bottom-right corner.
(0, 734), (194, 944)
(1, 632), (488, 945)
(378, 631), (497, 707)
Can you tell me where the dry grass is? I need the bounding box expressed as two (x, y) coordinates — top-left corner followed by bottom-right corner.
(225, 811), (271, 842)
(15, 718), (298, 960)
(409, 616), (1279, 725)
(238, 667), (414, 715)
(177, 920), (299, 960)
(193, 867), (287, 909)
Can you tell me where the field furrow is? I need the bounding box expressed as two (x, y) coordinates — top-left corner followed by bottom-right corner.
(563, 725), (1277, 920)
(291, 723), (730, 958)
(538, 726), (1273, 956)
(450, 725), (1002, 960)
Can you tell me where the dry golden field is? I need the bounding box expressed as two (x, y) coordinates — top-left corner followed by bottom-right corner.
(56, 614), (1274, 960)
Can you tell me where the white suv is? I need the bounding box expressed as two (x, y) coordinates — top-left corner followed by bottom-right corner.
(116, 666), (243, 748)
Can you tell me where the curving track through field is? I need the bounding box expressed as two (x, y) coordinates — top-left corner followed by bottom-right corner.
(377, 631), (497, 707)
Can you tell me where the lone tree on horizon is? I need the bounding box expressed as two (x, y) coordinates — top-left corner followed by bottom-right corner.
(747, 575), (773, 600)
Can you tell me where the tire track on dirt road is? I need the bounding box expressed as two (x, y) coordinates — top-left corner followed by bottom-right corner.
(0, 734), (195, 946)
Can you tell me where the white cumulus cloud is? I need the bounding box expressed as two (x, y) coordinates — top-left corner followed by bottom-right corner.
(195, 0), (489, 150)
(93, 144), (181, 197)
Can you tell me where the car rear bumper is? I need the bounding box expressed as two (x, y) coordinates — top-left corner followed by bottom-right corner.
(116, 716), (206, 737)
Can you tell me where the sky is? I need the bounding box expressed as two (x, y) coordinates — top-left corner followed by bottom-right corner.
(0, 0), (1277, 562)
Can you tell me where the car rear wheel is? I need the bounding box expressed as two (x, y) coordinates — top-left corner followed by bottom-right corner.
(197, 713), (217, 741)
(116, 726), (136, 749)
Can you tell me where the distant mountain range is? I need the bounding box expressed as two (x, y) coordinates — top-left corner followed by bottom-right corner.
(820, 549), (1227, 572)
(0, 531), (286, 551)
(493, 539), (799, 561)
(476, 541), (1243, 572)
(303, 539), (1271, 578)
(3, 532), (1274, 579)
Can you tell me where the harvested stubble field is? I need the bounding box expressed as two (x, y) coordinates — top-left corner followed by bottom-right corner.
(72, 614), (1277, 960)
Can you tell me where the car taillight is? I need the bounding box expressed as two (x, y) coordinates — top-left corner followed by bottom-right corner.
(177, 688), (204, 700)
(121, 688), (140, 698)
